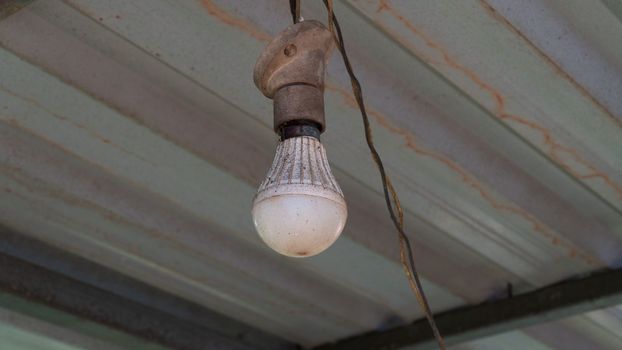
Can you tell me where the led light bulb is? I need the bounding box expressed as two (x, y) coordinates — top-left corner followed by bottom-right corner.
(252, 136), (347, 257)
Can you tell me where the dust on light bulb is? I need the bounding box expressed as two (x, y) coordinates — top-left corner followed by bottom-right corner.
(251, 136), (347, 257)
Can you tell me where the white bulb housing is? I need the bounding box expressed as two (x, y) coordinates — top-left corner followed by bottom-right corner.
(252, 136), (347, 257)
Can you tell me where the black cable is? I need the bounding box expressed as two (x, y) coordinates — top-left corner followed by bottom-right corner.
(322, 1), (446, 349)
(289, 0), (300, 24)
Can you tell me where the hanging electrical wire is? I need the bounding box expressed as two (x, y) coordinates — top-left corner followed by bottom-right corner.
(284, 0), (446, 348)
(289, 0), (301, 23)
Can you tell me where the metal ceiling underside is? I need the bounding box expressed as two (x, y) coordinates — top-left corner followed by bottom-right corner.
(0, 0), (621, 349)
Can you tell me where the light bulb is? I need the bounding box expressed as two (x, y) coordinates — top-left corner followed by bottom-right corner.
(252, 136), (347, 257)
(251, 20), (343, 257)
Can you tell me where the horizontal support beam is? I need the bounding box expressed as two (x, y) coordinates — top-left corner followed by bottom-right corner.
(0, 292), (172, 350)
(0, 225), (295, 350)
(315, 268), (622, 350)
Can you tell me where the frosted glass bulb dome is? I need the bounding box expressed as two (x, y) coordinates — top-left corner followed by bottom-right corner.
(252, 136), (347, 257)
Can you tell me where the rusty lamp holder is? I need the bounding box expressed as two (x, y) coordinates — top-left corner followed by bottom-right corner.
(254, 20), (334, 140)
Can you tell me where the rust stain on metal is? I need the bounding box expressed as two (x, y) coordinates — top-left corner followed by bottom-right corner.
(0, 0), (34, 20)
(326, 82), (600, 266)
(479, 0), (622, 129)
(376, 0), (622, 200)
(200, 0), (271, 42)
(0, 161), (209, 271)
(194, 0), (603, 264)
(0, 85), (156, 166)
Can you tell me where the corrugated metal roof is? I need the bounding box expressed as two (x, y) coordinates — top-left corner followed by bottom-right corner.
(0, 0), (621, 348)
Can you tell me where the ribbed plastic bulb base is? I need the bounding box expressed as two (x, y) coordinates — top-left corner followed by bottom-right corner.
(252, 136), (347, 257)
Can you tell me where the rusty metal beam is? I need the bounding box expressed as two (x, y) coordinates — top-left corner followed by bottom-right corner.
(0, 0), (35, 19)
(0, 225), (296, 350)
(315, 268), (622, 350)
